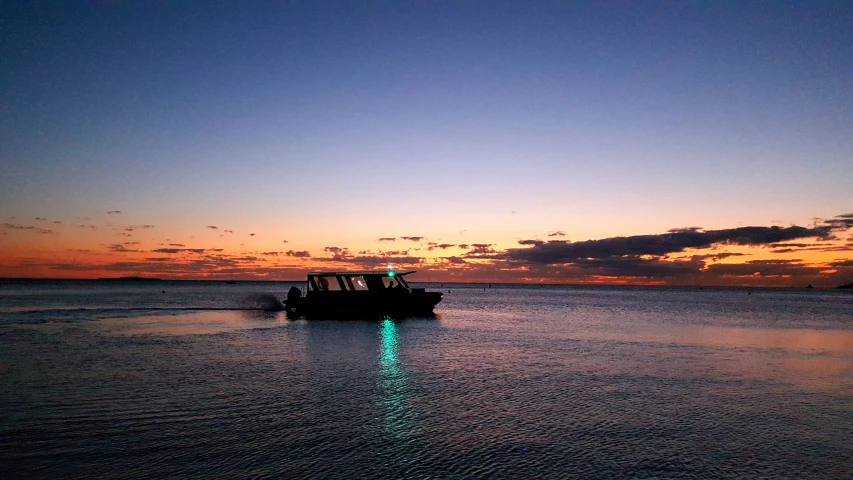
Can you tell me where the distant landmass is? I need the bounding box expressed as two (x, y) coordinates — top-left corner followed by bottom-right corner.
(97, 276), (162, 281)
(838, 282), (853, 289)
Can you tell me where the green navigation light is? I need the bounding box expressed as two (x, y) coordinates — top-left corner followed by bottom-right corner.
(389, 271), (395, 277)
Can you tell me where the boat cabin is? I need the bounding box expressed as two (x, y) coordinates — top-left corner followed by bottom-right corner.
(306, 271), (414, 293)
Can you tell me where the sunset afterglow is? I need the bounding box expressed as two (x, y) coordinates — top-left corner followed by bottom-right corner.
(2, 3), (851, 286)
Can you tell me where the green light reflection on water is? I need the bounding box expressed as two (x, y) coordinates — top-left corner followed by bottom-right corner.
(378, 317), (415, 444)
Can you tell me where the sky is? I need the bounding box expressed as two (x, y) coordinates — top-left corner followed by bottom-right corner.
(1, 1), (852, 286)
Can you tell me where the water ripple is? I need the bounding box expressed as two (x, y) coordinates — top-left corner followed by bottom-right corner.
(2, 286), (852, 478)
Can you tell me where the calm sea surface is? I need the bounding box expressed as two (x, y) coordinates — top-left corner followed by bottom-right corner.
(1, 280), (852, 479)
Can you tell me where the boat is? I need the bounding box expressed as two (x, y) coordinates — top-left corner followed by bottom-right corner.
(283, 270), (442, 318)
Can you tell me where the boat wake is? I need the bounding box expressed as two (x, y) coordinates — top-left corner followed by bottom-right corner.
(242, 294), (286, 311)
(2, 306), (282, 315)
(2, 293), (286, 316)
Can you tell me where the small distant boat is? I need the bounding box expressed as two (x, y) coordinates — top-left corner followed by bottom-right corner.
(806, 284), (813, 289)
(284, 270), (442, 318)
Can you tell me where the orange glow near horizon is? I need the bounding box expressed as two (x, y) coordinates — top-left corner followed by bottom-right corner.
(2, 212), (852, 287)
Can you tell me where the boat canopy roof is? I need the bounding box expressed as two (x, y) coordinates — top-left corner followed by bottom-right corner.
(307, 271), (415, 277)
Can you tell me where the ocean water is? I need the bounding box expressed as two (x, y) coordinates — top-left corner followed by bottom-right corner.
(1, 280), (852, 479)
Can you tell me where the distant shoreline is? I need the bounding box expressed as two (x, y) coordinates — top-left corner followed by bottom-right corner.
(96, 276), (163, 281)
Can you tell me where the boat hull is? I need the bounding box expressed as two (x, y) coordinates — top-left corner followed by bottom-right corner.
(284, 290), (442, 319)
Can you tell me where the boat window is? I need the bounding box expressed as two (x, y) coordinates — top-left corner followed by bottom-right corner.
(383, 276), (408, 289)
(346, 275), (369, 291)
(316, 275), (342, 291)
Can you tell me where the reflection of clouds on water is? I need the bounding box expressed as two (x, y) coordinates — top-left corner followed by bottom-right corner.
(565, 325), (853, 394)
(378, 318), (416, 445)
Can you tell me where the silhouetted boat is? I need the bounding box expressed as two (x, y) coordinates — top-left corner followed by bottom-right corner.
(284, 270), (442, 318)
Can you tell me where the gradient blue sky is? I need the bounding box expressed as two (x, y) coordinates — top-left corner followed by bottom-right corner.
(2, 2), (852, 283)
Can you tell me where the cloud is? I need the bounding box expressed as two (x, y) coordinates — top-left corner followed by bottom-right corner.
(2, 223), (56, 235)
(667, 227), (702, 234)
(427, 243), (455, 250)
(262, 252), (282, 256)
(33, 255), (311, 279)
(35, 217), (45, 221)
(53, 221), (62, 224)
(444, 256), (467, 264)
(820, 213), (853, 230)
(151, 248), (207, 254)
(282, 239), (288, 243)
(207, 226), (218, 230)
(378, 237), (396, 242)
(704, 259), (824, 277)
(380, 250), (410, 256)
(506, 225), (834, 264)
(568, 256), (706, 277)
(466, 244), (496, 255)
(107, 211), (121, 215)
(315, 254), (422, 268)
(310, 247), (425, 268)
(547, 231), (565, 237)
(286, 250), (311, 258)
(817, 244), (853, 252)
(324, 246), (350, 256)
(249, 233), (256, 236)
(225, 230), (234, 234)
(690, 252), (745, 261)
(125, 225), (154, 231)
(169, 243), (185, 247)
(107, 244), (140, 253)
(770, 242), (829, 248)
(830, 259), (853, 267)
(401, 236), (424, 242)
